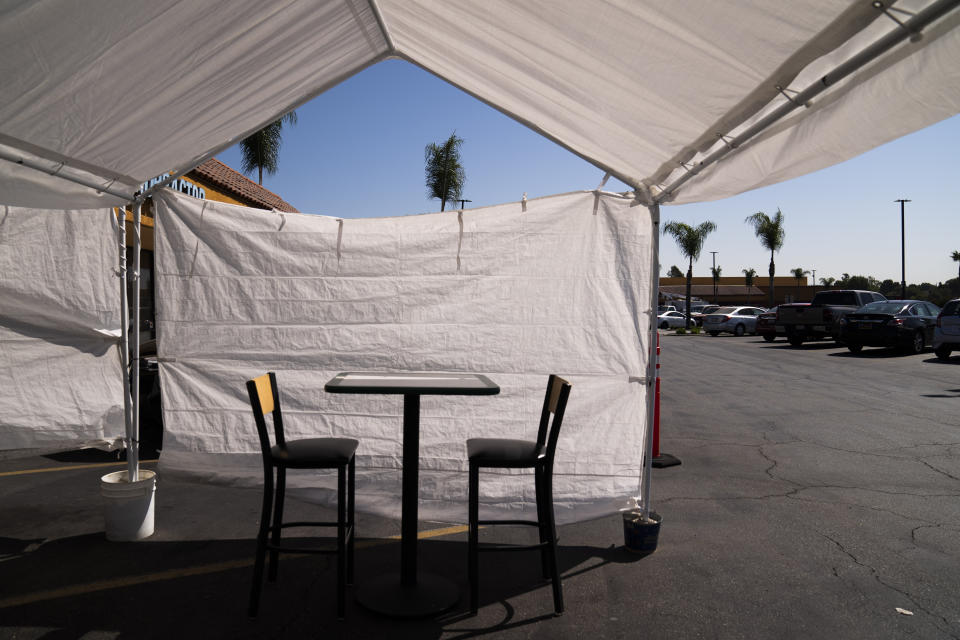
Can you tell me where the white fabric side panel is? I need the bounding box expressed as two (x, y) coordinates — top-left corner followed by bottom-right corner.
(0, 206), (124, 452)
(0, 0), (387, 207)
(670, 9), (960, 203)
(154, 190), (651, 524)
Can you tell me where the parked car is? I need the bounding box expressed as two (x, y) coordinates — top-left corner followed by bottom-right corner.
(658, 305), (678, 314)
(690, 304), (720, 326)
(777, 290), (886, 346)
(657, 310), (690, 329)
(839, 300), (940, 355)
(702, 306), (767, 336)
(756, 306), (779, 342)
(933, 298), (960, 361)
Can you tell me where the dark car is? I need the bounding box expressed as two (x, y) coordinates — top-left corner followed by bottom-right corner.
(839, 300), (941, 355)
(756, 304), (807, 342)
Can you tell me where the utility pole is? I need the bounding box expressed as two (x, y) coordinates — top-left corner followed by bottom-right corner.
(710, 251), (718, 304)
(458, 198), (472, 209)
(811, 269), (816, 286)
(895, 199), (910, 299)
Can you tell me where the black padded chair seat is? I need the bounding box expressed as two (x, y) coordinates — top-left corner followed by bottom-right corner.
(466, 438), (544, 466)
(271, 437), (359, 468)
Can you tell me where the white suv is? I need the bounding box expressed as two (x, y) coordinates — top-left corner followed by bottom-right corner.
(933, 298), (960, 361)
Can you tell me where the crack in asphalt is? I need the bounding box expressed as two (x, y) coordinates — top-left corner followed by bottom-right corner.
(818, 532), (960, 639)
(918, 458), (960, 483)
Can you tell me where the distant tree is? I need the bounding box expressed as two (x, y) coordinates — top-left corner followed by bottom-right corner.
(743, 268), (757, 305)
(667, 265), (684, 278)
(424, 132), (466, 211)
(711, 265), (722, 304)
(745, 209), (786, 307)
(952, 250), (960, 279)
(239, 111), (297, 185)
(790, 267), (810, 288)
(819, 276), (836, 289)
(662, 220), (718, 330)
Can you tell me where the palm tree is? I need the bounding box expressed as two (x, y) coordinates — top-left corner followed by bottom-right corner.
(662, 220), (717, 329)
(239, 111), (297, 185)
(745, 209), (786, 307)
(743, 268), (757, 305)
(711, 265), (722, 304)
(790, 267), (810, 288)
(952, 250), (960, 279)
(819, 276), (836, 289)
(424, 132), (466, 211)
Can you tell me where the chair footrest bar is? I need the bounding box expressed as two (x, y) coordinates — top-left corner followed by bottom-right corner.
(276, 520), (341, 529)
(477, 541), (549, 552)
(477, 519), (540, 527)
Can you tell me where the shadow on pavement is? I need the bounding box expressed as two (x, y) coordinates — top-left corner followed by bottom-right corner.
(0, 532), (633, 639)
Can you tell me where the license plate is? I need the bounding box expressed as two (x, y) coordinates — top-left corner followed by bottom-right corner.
(813, 325), (826, 331)
(796, 324), (805, 330)
(859, 325), (871, 330)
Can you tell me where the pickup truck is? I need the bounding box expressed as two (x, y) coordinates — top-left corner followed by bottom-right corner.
(777, 290), (887, 346)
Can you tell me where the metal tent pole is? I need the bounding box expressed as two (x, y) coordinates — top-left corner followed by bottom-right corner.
(118, 207), (134, 480)
(129, 200), (142, 481)
(641, 203), (661, 520)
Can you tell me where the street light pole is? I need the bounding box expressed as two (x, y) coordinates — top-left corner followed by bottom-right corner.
(895, 199), (910, 299)
(710, 251), (718, 304)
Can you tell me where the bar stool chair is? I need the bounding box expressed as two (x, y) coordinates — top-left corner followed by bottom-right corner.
(467, 374), (572, 615)
(246, 372), (358, 620)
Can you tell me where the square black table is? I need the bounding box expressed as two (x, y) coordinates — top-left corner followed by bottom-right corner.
(324, 371), (500, 617)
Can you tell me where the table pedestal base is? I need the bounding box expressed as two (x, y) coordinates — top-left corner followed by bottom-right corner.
(356, 572), (459, 617)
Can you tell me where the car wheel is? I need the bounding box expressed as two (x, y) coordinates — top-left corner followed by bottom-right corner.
(762, 335), (776, 343)
(788, 335), (804, 347)
(846, 343), (863, 354)
(708, 331), (719, 337)
(935, 345), (952, 361)
(734, 324), (745, 337)
(906, 331), (924, 355)
(660, 321), (669, 330)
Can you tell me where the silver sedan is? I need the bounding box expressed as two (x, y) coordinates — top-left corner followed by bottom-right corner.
(703, 306), (767, 336)
(657, 310), (691, 329)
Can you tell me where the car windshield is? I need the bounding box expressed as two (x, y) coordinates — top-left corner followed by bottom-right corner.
(857, 302), (908, 314)
(942, 300), (960, 316)
(713, 307), (737, 314)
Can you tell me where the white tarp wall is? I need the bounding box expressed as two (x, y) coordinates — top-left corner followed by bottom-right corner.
(155, 189), (650, 524)
(0, 205), (125, 452)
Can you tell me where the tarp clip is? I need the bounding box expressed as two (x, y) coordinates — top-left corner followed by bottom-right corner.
(336, 218), (344, 266)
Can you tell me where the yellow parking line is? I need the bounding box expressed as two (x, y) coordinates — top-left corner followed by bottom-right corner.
(0, 460), (159, 478)
(0, 524), (469, 609)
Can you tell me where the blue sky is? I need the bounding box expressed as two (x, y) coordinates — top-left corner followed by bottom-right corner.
(219, 58), (960, 286)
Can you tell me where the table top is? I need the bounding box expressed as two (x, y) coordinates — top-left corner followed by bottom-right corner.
(324, 372), (500, 396)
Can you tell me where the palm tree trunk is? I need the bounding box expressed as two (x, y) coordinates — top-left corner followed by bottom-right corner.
(768, 252), (775, 308)
(685, 257), (693, 330)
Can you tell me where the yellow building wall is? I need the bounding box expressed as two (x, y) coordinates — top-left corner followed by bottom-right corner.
(123, 175), (246, 251)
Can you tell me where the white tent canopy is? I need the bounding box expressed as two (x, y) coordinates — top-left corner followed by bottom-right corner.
(1, 0), (959, 209)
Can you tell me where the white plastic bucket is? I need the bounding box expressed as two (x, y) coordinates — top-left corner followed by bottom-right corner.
(100, 469), (157, 541)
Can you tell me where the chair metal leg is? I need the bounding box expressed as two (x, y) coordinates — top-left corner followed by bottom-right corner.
(347, 456), (356, 586)
(534, 470), (550, 580)
(543, 471), (564, 614)
(337, 464), (347, 620)
(468, 463), (480, 615)
(268, 467), (286, 582)
(248, 467), (275, 617)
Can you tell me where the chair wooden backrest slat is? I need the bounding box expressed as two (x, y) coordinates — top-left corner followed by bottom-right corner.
(536, 375), (572, 463)
(252, 374), (274, 415)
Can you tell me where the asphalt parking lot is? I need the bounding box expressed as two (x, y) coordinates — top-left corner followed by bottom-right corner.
(1, 334), (958, 639)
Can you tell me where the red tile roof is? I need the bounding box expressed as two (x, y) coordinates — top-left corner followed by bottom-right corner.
(189, 158), (299, 212)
